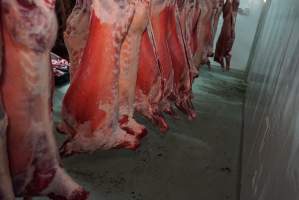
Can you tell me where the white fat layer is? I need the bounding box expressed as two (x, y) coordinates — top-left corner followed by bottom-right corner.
(64, 0), (92, 79)
(62, 110), (137, 153)
(2, 0), (57, 53)
(92, 0), (133, 24)
(41, 167), (81, 197)
(135, 73), (163, 117)
(135, 89), (151, 116)
(2, 0), (82, 197)
(119, 34), (143, 116)
(63, 98), (119, 138)
(74, 125), (121, 151)
(61, 1), (138, 154)
(119, 0), (149, 117)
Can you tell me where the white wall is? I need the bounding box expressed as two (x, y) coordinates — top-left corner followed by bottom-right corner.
(242, 0), (299, 199)
(213, 0), (264, 71)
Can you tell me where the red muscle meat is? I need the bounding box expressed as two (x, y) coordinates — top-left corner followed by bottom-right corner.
(60, 1), (141, 156)
(135, 29), (169, 132)
(1, 0), (88, 199)
(64, 0), (92, 80)
(118, 0), (150, 138)
(214, 0), (239, 70)
(167, 1), (196, 119)
(149, 0), (175, 115)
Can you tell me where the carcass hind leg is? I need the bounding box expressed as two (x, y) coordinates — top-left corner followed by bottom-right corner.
(119, 115), (147, 139)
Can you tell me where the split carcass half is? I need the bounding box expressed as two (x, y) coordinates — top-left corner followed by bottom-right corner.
(189, 0), (202, 58)
(175, 0), (199, 79)
(60, 0), (141, 156)
(135, 29), (169, 132)
(1, 0), (88, 199)
(0, 11), (15, 199)
(192, 0), (215, 69)
(167, 1), (196, 119)
(64, 0), (92, 80)
(211, 0), (224, 49)
(214, 0), (239, 70)
(118, 0), (150, 138)
(149, 0), (175, 115)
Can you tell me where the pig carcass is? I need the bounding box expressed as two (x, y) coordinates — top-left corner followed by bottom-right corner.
(1, 0), (88, 199)
(60, 0), (141, 156)
(214, 0), (239, 70)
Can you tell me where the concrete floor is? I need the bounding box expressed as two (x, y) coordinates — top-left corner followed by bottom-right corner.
(50, 66), (245, 200)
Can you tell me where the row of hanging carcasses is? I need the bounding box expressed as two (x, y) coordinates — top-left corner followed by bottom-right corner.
(0, 0), (239, 199)
(59, 0), (239, 155)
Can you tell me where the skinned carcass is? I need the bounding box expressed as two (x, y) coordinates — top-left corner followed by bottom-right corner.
(137, 0), (197, 121)
(1, 0), (88, 199)
(189, 0), (202, 58)
(192, 0), (216, 69)
(0, 11), (15, 199)
(135, 29), (169, 132)
(60, 0), (141, 156)
(176, 0), (199, 79)
(214, 0), (239, 70)
(211, 0), (224, 49)
(167, 0), (196, 119)
(118, 0), (150, 138)
(149, 0), (175, 115)
(64, 0), (92, 80)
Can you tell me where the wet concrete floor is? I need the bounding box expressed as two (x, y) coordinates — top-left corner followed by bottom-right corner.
(46, 66), (245, 200)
